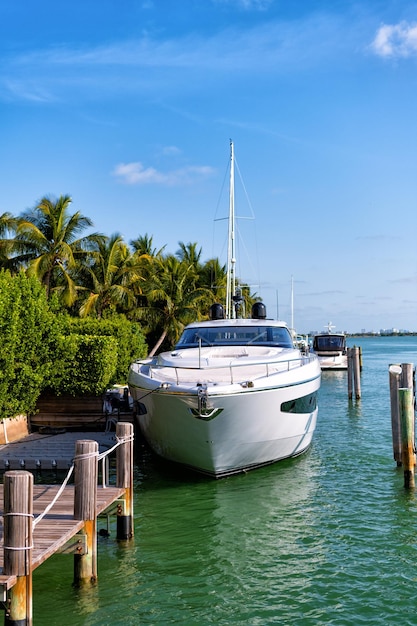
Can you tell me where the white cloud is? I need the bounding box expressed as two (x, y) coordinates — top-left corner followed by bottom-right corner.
(112, 162), (165, 184)
(371, 21), (417, 58)
(212, 0), (273, 9)
(0, 11), (371, 104)
(161, 145), (181, 156)
(112, 162), (215, 185)
(5, 15), (346, 77)
(4, 79), (55, 103)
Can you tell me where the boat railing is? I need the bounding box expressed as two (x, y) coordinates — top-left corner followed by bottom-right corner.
(146, 354), (318, 386)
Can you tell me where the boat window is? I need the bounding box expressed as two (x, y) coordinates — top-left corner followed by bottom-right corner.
(281, 391), (317, 414)
(313, 336), (345, 351)
(175, 326), (293, 349)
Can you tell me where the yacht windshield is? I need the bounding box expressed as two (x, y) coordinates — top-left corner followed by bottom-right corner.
(313, 335), (345, 351)
(175, 326), (293, 349)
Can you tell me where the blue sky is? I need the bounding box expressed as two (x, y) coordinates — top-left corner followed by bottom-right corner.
(1, 0), (417, 333)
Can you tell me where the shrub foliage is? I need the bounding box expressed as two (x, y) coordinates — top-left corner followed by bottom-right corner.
(0, 270), (56, 419)
(0, 271), (147, 419)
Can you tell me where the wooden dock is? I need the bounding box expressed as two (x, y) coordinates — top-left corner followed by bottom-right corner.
(0, 430), (118, 470)
(0, 422), (134, 624)
(0, 484), (124, 595)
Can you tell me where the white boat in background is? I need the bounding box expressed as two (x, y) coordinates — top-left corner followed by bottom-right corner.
(128, 142), (322, 478)
(294, 334), (309, 352)
(312, 323), (347, 371)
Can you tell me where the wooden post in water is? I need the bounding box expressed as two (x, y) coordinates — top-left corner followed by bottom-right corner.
(389, 364), (402, 466)
(399, 387), (415, 488)
(347, 348), (354, 400)
(3, 471), (33, 626)
(400, 363), (415, 465)
(116, 422), (134, 541)
(352, 346), (361, 399)
(348, 347), (361, 400)
(400, 362), (414, 390)
(73, 440), (98, 585)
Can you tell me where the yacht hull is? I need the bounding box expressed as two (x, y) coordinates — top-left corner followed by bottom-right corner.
(129, 358), (321, 478)
(317, 353), (348, 370)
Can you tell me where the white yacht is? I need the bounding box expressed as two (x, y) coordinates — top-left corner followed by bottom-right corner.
(128, 142), (321, 477)
(312, 323), (347, 370)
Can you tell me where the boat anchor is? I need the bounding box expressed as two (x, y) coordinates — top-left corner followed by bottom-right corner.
(189, 384), (223, 421)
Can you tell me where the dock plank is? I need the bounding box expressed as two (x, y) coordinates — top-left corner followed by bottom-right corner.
(0, 484), (125, 575)
(0, 431), (118, 470)
(0, 423), (133, 605)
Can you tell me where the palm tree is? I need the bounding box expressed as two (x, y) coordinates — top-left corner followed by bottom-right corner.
(78, 233), (146, 318)
(137, 254), (211, 356)
(175, 241), (202, 266)
(199, 257), (227, 302)
(175, 241), (203, 291)
(0, 212), (19, 271)
(130, 233), (165, 258)
(13, 195), (102, 306)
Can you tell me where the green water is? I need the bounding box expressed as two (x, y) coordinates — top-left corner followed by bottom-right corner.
(32, 336), (417, 625)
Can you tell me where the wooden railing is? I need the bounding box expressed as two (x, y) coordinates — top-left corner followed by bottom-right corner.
(1, 422), (134, 625)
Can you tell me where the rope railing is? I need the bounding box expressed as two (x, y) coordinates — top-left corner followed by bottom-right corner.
(33, 465), (74, 528)
(32, 433), (133, 528)
(1, 423), (134, 621)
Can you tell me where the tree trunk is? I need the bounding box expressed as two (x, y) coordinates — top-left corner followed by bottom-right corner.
(148, 328), (168, 357)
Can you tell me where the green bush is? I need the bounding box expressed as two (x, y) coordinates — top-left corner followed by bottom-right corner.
(0, 270), (57, 420)
(48, 334), (118, 396)
(0, 273), (148, 416)
(63, 314), (147, 383)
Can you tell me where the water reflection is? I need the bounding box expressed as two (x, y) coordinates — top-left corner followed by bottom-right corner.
(107, 445), (328, 625)
(32, 337), (417, 625)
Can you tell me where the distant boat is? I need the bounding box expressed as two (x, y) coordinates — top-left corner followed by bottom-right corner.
(294, 334), (309, 352)
(312, 322), (347, 371)
(128, 142), (322, 478)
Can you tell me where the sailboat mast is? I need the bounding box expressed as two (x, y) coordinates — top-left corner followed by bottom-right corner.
(291, 275), (294, 333)
(226, 140), (236, 319)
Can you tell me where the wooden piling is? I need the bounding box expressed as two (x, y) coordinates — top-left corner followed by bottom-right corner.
(3, 471), (33, 626)
(73, 440), (98, 585)
(348, 347), (361, 399)
(389, 364), (402, 466)
(400, 363), (415, 459)
(399, 387), (415, 488)
(0, 450), (130, 619)
(347, 348), (353, 400)
(352, 346), (361, 399)
(116, 422), (134, 541)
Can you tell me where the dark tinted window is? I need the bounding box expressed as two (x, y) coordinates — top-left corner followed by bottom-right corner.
(313, 336), (345, 351)
(175, 326), (293, 349)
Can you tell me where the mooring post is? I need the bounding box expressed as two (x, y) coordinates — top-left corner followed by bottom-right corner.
(352, 346), (361, 399)
(400, 363), (415, 465)
(116, 422), (134, 541)
(3, 471), (33, 626)
(389, 364), (402, 466)
(73, 440), (98, 585)
(399, 388), (415, 488)
(347, 348), (353, 399)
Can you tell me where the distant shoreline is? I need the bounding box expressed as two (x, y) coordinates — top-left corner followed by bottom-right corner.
(347, 333), (417, 338)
